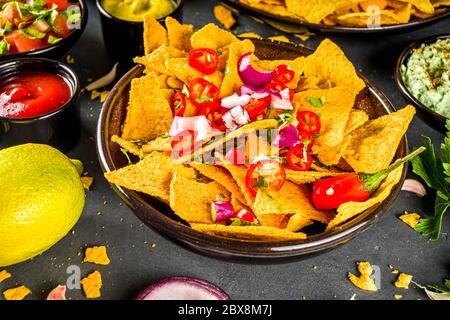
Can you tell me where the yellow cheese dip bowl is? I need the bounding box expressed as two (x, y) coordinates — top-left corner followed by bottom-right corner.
(96, 0), (183, 62)
(101, 0), (178, 22)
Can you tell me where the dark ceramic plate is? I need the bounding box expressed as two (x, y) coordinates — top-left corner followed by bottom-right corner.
(97, 39), (408, 260)
(223, 0), (450, 34)
(395, 34), (449, 128)
(0, 0), (88, 61)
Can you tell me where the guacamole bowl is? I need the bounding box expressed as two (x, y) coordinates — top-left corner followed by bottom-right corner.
(395, 34), (450, 128)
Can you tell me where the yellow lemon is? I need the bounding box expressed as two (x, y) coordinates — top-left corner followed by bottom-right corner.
(0, 144), (85, 267)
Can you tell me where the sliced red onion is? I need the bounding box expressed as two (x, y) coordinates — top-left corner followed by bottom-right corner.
(135, 277), (230, 300)
(239, 85), (270, 100)
(221, 93), (251, 109)
(238, 52), (274, 88)
(401, 179), (427, 197)
(169, 116), (212, 142)
(85, 62), (119, 92)
(47, 285), (66, 300)
(274, 124), (298, 148)
(270, 88), (293, 110)
(211, 201), (234, 222)
(230, 106), (250, 126)
(222, 111), (238, 131)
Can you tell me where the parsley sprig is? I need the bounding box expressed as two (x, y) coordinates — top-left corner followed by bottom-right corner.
(410, 121), (450, 241)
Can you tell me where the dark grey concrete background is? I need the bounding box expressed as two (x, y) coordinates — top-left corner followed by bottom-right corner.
(1, 0), (449, 300)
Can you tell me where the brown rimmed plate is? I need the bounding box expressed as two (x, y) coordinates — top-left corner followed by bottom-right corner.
(395, 34), (449, 129)
(222, 0), (450, 34)
(96, 39), (408, 260)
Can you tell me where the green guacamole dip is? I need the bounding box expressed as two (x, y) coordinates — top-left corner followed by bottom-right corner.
(401, 38), (450, 119)
(101, 0), (177, 22)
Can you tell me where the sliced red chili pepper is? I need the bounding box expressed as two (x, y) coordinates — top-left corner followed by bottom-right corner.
(296, 111), (321, 134)
(298, 131), (315, 151)
(233, 209), (255, 223)
(189, 78), (220, 112)
(245, 159), (286, 197)
(225, 147), (245, 165)
(171, 130), (198, 159)
(244, 96), (271, 121)
(206, 108), (227, 131)
(273, 64), (295, 84)
(286, 144), (313, 171)
(188, 48), (219, 75)
(264, 81), (294, 101)
(170, 91), (186, 117)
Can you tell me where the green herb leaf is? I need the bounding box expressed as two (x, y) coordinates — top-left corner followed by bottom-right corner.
(195, 97), (214, 104)
(275, 112), (293, 129)
(216, 48), (223, 56)
(229, 218), (260, 227)
(120, 148), (132, 165)
(0, 38), (10, 55)
(253, 175), (268, 189)
(181, 84), (190, 98)
(48, 35), (62, 44)
(307, 96), (326, 107)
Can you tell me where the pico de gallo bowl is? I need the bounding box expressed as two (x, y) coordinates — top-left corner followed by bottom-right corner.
(0, 0), (87, 60)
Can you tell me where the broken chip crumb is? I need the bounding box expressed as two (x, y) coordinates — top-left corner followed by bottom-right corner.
(3, 285), (31, 300)
(238, 32), (262, 39)
(348, 261), (378, 292)
(0, 270), (11, 283)
(388, 264), (400, 274)
(81, 176), (94, 190)
(84, 246), (110, 265)
(399, 212), (421, 229)
(214, 5), (236, 29)
(394, 273), (413, 289)
(268, 35), (290, 43)
(80, 271), (102, 299)
(151, 243), (156, 248)
(394, 294), (403, 299)
(66, 55), (74, 64)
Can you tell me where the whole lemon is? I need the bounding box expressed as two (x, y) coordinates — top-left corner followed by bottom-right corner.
(0, 144), (85, 267)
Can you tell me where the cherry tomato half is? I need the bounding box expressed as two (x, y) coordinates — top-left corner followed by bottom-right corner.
(233, 209), (255, 223)
(286, 144), (313, 171)
(171, 130), (198, 159)
(170, 91), (187, 117)
(244, 96), (271, 121)
(273, 64), (295, 84)
(264, 81), (294, 101)
(188, 48), (219, 75)
(245, 159), (286, 197)
(296, 111), (321, 134)
(189, 78), (220, 111)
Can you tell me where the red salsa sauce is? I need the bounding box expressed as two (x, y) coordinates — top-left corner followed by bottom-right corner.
(0, 72), (71, 119)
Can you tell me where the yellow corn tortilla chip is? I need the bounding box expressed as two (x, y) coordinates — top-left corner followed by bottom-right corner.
(257, 214), (290, 229)
(238, 32), (262, 39)
(220, 39), (255, 97)
(287, 214), (314, 232)
(348, 261), (378, 291)
(399, 212), (421, 228)
(253, 181), (334, 224)
(166, 76), (184, 89)
(303, 39), (366, 95)
(204, 70), (225, 88)
(231, 193), (252, 212)
(165, 57), (203, 84)
(190, 23), (239, 49)
(400, 0), (435, 13)
(220, 162), (255, 207)
(337, 10), (402, 27)
(240, 0), (295, 18)
(214, 5), (236, 29)
(142, 135), (172, 153)
(394, 273), (413, 289)
(104, 152), (174, 203)
(394, 3), (413, 23)
(285, 169), (345, 184)
(255, 57), (305, 89)
(190, 162), (247, 205)
(359, 0), (388, 11)
(298, 76), (320, 91)
(345, 109), (369, 135)
(293, 32), (315, 42)
(285, 0), (355, 24)
(432, 0), (450, 7)
(312, 135), (352, 166)
(191, 223), (307, 241)
(143, 16), (168, 55)
(121, 73), (174, 140)
(294, 87), (357, 148)
(268, 35), (291, 43)
(165, 17), (193, 52)
(134, 45), (185, 76)
(261, 17), (311, 32)
(170, 168), (230, 224)
(343, 105), (415, 173)
(327, 165), (404, 230)
(111, 135), (142, 156)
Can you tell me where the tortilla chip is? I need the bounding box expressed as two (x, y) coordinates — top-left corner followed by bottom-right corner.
(297, 76), (321, 91)
(231, 193), (252, 212)
(285, 0), (355, 23)
(204, 70), (225, 88)
(190, 162), (247, 205)
(253, 181), (334, 224)
(313, 135), (352, 166)
(268, 35), (291, 43)
(221, 162), (255, 207)
(337, 10), (402, 26)
(165, 17), (193, 52)
(142, 135), (172, 153)
(143, 16), (168, 54)
(293, 32), (315, 42)
(3, 285), (31, 300)
(111, 135), (142, 156)
(345, 109), (369, 135)
(257, 214), (290, 229)
(214, 5), (236, 29)
(166, 76), (184, 89)
(287, 214), (314, 232)
(104, 152), (173, 203)
(165, 57), (203, 84)
(255, 57), (305, 89)
(169, 168), (230, 224)
(0, 270), (11, 283)
(294, 87), (357, 148)
(401, 0), (435, 13)
(241, 0), (295, 18)
(343, 105), (415, 173)
(191, 223), (307, 241)
(285, 169), (344, 184)
(394, 273), (413, 289)
(359, 0), (388, 11)
(394, 3), (413, 23)
(220, 39), (255, 97)
(134, 45), (185, 75)
(399, 212), (421, 228)
(238, 32), (263, 39)
(190, 23), (239, 49)
(327, 165), (404, 230)
(348, 262), (378, 291)
(261, 17), (311, 32)
(303, 39), (366, 95)
(121, 73), (174, 140)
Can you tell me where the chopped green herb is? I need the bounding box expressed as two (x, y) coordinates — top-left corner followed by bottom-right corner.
(139, 148), (145, 161)
(229, 218), (260, 227)
(120, 148), (132, 165)
(275, 112), (293, 129)
(195, 97), (214, 104)
(216, 48), (223, 56)
(181, 84), (190, 98)
(253, 175), (268, 189)
(307, 96), (326, 107)
(47, 35), (62, 44)
(0, 39), (10, 55)
(24, 27), (46, 39)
